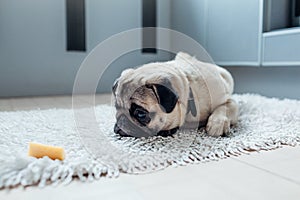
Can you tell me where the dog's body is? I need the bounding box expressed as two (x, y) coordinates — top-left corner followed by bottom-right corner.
(113, 52), (238, 137)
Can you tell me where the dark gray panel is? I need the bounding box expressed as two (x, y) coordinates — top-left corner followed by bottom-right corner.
(66, 0), (86, 51)
(263, 0), (292, 32)
(142, 0), (157, 53)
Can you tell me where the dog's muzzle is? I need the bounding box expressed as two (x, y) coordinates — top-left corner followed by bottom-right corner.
(114, 114), (153, 137)
(114, 123), (131, 137)
(114, 114), (179, 137)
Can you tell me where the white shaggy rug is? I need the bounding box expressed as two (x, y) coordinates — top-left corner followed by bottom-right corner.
(0, 94), (300, 188)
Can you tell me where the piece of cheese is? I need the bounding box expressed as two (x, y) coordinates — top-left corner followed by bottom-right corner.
(28, 142), (65, 160)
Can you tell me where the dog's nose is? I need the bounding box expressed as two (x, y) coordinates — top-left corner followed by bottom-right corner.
(114, 123), (131, 137)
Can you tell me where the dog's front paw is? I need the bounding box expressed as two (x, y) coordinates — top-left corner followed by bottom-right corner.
(206, 114), (230, 137)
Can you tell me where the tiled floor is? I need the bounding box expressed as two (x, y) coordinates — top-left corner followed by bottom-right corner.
(1, 94), (300, 200)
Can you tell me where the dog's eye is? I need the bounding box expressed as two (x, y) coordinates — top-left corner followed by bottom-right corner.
(129, 103), (151, 126)
(135, 109), (147, 119)
(134, 109), (150, 124)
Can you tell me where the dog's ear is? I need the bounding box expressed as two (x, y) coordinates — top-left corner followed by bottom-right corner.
(147, 80), (179, 113)
(112, 79), (118, 95)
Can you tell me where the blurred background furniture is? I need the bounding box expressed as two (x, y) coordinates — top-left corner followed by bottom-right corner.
(0, 0), (299, 98)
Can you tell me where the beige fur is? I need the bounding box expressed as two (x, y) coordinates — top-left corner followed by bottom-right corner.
(113, 52), (238, 137)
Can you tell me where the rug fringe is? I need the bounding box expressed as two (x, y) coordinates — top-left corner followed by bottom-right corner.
(0, 155), (118, 188)
(1, 137), (299, 189)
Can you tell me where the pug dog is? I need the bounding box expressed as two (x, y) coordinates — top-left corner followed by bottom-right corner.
(112, 52), (238, 137)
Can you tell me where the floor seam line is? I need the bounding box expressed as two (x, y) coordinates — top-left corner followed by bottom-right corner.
(233, 158), (300, 186)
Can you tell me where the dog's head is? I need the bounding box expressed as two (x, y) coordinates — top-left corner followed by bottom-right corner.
(112, 63), (186, 137)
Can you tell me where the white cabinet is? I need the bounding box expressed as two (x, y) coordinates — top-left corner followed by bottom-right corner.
(262, 28), (300, 66)
(205, 0), (300, 67)
(172, 0), (300, 67)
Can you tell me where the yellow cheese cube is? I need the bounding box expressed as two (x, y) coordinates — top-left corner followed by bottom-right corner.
(28, 142), (65, 160)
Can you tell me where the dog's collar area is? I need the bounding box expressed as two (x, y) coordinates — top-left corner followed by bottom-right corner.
(157, 127), (179, 137)
(186, 87), (197, 117)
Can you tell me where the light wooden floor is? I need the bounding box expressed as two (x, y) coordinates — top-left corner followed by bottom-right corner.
(1, 94), (300, 200)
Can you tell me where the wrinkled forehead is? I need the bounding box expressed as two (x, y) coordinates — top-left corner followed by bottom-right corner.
(115, 74), (147, 109)
(115, 63), (173, 108)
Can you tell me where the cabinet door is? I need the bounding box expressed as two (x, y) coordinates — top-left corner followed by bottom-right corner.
(0, 0), (172, 96)
(206, 0), (263, 66)
(262, 28), (300, 66)
(0, 0), (87, 97)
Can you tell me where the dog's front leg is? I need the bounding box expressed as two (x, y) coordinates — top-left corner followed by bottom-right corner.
(206, 99), (238, 137)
